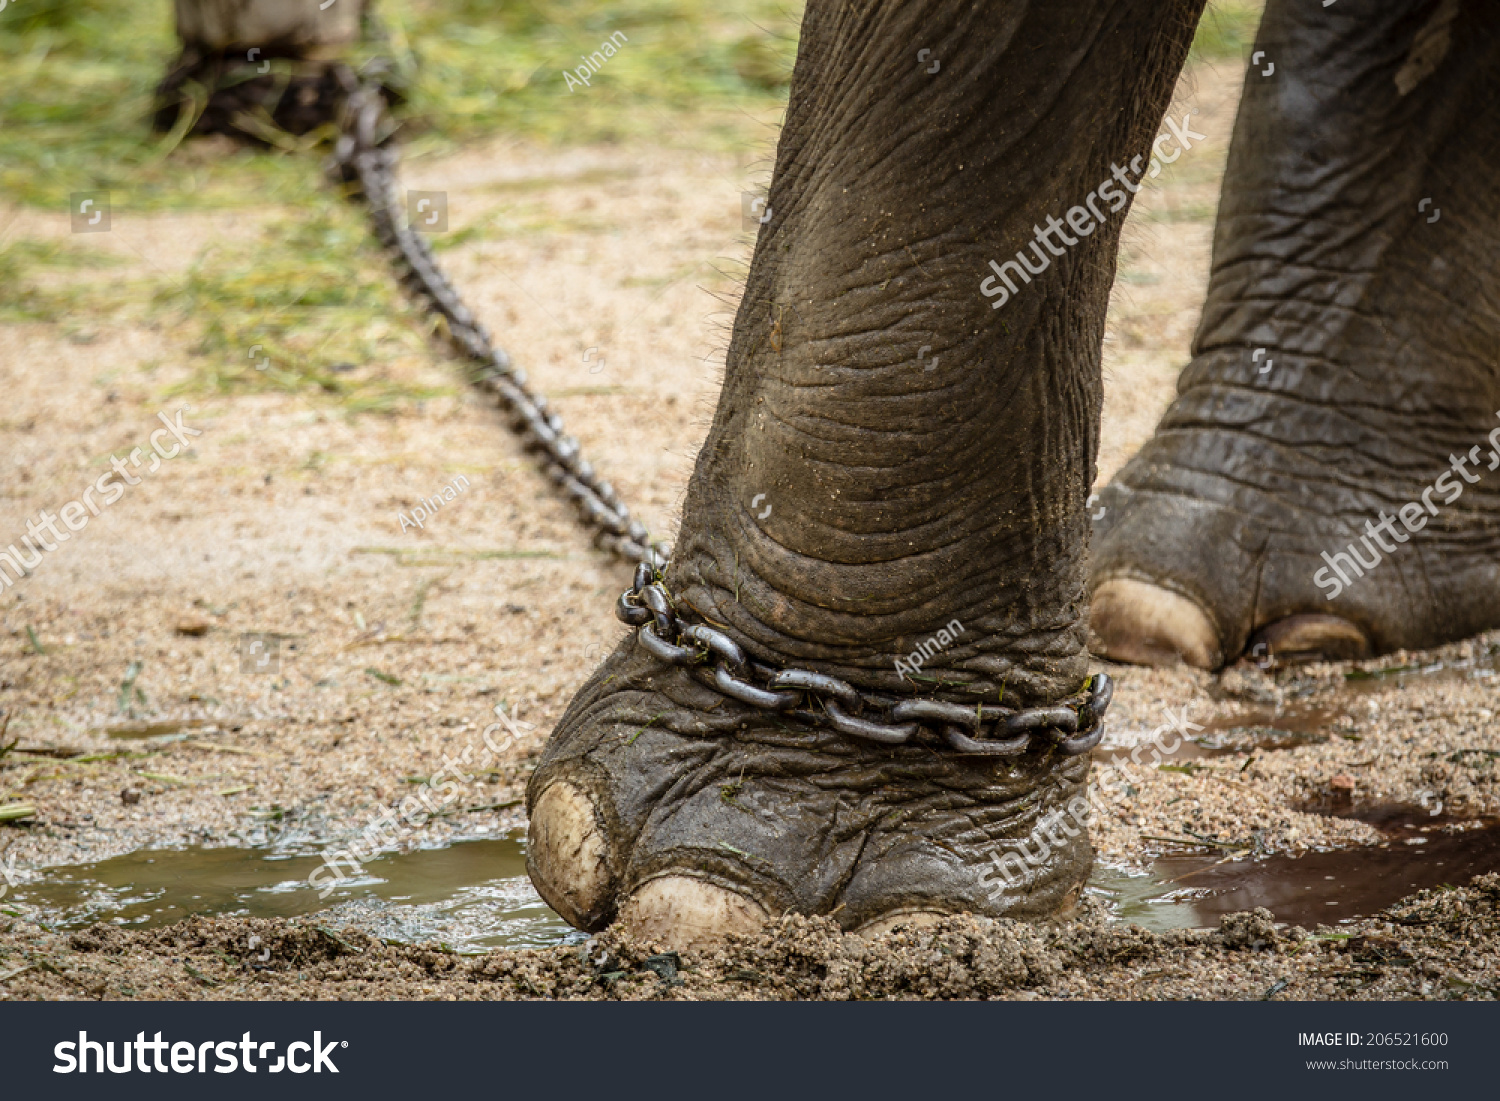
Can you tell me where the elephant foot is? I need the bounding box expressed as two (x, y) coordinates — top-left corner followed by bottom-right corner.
(1089, 399), (1500, 669)
(1090, 578), (1374, 669)
(527, 632), (1095, 945)
(1089, 0), (1500, 669)
(152, 48), (403, 145)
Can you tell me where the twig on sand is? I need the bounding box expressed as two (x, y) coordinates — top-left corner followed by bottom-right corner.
(1141, 834), (1226, 850)
(182, 741), (266, 757)
(184, 961), (221, 987)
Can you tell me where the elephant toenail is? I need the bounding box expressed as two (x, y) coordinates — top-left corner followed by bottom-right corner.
(1247, 614), (1370, 666)
(616, 876), (768, 949)
(1090, 578), (1223, 669)
(527, 782), (614, 931)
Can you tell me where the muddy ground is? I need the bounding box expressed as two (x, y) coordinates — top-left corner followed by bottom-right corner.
(2, 53), (1498, 1000)
(3, 879), (1498, 1001)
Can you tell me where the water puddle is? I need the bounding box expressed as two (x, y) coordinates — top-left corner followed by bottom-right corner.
(1340, 648), (1500, 693)
(10, 805), (1498, 947)
(1092, 811), (1500, 933)
(1101, 703), (1345, 766)
(1201, 703), (1338, 736)
(0, 836), (576, 953)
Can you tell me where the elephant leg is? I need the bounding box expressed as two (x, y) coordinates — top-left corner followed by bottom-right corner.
(526, 0), (1206, 943)
(153, 0), (387, 141)
(1092, 0), (1500, 668)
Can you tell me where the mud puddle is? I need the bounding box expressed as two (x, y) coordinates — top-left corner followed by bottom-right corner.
(1102, 703), (1345, 766)
(11, 807), (1497, 947)
(0, 836), (576, 953)
(1340, 647), (1500, 693)
(1104, 644), (1500, 769)
(1093, 809), (1500, 933)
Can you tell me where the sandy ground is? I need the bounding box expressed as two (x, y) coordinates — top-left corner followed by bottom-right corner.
(2, 55), (1498, 1000)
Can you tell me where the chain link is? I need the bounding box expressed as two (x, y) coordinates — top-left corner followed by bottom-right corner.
(615, 565), (1111, 755)
(330, 63), (1111, 756)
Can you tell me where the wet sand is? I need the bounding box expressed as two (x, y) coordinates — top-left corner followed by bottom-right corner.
(2, 877), (1496, 1001)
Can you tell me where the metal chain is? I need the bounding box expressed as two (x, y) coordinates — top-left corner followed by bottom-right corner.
(330, 63), (670, 571)
(616, 564), (1111, 755)
(328, 62), (1112, 756)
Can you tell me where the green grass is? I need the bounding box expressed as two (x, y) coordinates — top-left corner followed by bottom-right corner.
(0, 0), (801, 215)
(395, 0), (801, 149)
(0, 243), (127, 325)
(154, 202), (454, 412)
(0, 0), (306, 211)
(1190, 0), (1264, 60)
(0, 238), (126, 270)
(0, 237), (129, 323)
(0, 0), (802, 408)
